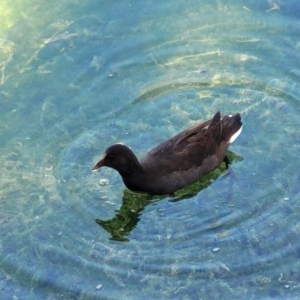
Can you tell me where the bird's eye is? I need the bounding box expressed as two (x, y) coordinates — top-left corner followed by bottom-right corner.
(107, 155), (114, 160)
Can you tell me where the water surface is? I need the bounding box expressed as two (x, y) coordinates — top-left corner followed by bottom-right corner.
(1, 1), (300, 299)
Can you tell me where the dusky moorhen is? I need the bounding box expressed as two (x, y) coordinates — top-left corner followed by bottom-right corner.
(93, 111), (242, 195)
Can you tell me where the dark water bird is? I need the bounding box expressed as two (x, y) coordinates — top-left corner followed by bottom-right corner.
(93, 111), (242, 195)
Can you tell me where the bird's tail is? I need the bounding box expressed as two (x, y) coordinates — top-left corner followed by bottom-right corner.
(222, 113), (243, 144)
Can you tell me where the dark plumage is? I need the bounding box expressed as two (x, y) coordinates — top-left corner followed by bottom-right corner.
(93, 111), (242, 195)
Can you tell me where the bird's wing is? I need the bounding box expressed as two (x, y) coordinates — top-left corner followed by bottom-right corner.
(141, 112), (223, 174)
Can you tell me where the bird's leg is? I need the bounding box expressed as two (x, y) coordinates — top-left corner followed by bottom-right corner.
(223, 155), (230, 169)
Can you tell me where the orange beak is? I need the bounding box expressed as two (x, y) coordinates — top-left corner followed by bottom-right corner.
(92, 153), (106, 171)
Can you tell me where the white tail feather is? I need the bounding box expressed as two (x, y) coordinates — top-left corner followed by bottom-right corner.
(229, 126), (243, 143)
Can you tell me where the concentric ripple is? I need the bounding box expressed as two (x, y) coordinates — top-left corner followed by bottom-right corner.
(1, 1), (300, 299)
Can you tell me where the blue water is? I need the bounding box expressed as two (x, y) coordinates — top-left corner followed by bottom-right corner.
(1, 0), (300, 299)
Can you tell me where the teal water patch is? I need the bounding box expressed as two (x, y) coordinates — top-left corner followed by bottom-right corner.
(1, 1), (300, 299)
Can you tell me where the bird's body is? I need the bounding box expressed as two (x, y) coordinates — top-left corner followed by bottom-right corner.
(93, 112), (242, 195)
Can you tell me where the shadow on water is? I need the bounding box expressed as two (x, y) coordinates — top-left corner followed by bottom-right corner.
(96, 151), (242, 241)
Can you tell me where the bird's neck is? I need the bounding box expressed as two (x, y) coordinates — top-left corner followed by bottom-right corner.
(118, 155), (145, 178)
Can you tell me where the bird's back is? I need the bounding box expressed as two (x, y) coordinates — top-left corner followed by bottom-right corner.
(138, 112), (242, 194)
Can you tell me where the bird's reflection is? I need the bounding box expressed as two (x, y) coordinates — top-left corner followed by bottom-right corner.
(95, 151), (242, 241)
